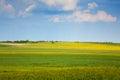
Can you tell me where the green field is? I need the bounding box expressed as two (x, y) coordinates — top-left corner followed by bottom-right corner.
(0, 42), (120, 80)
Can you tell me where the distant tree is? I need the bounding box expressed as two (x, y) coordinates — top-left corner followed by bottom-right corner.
(14, 40), (29, 43)
(51, 41), (54, 44)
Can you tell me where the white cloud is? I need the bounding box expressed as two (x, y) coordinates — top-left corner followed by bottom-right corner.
(53, 10), (116, 22)
(25, 4), (36, 12)
(41, 0), (78, 10)
(69, 11), (97, 22)
(19, 4), (36, 17)
(88, 2), (98, 9)
(50, 2), (116, 23)
(5, 4), (14, 13)
(0, 0), (15, 17)
(83, 9), (90, 13)
(96, 11), (117, 22)
(49, 16), (61, 22)
(0, 0), (117, 22)
(66, 11), (116, 22)
(19, 11), (31, 17)
(83, 2), (98, 13)
(0, 0), (37, 18)
(52, 17), (60, 22)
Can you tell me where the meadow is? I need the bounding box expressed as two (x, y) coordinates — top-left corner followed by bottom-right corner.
(0, 42), (120, 80)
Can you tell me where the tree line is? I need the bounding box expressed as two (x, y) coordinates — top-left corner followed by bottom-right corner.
(0, 40), (59, 43)
(0, 40), (119, 44)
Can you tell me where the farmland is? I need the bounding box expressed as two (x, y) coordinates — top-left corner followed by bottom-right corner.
(0, 42), (120, 80)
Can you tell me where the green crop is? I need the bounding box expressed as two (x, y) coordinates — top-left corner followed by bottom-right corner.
(0, 42), (120, 80)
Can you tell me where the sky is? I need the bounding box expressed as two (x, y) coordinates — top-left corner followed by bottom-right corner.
(0, 0), (120, 42)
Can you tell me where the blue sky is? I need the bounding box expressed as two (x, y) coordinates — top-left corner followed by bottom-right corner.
(0, 0), (120, 42)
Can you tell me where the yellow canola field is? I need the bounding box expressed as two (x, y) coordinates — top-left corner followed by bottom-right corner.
(19, 42), (120, 50)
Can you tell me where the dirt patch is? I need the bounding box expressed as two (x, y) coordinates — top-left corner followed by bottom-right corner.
(0, 43), (26, 46)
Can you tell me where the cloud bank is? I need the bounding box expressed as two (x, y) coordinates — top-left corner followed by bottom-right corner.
(0, 0), (117, 22)
(66, 10), (116, 22)
(41, 0), (78, 10)
(51, 2), (116, 22)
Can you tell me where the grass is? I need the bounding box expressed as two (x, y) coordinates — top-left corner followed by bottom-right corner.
(0, 42), (120, 80)
(0, 54), (120, 68)
(0, 67), (120, 80)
